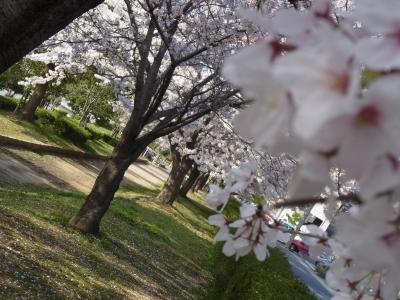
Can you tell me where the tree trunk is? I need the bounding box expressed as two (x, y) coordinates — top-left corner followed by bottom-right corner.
(79, 98), (95, 126)
(69, 143), (145, 234)
(193, 172), (210, 192)
(180, 166), (200, 198)
(79, 112), (90, 127)
(0, 0), (103, 74)
(19, 63), (55, 122)
(157, 144), (192, 205)
(192, 174), (202, 192)
(69, 97), (152, 234)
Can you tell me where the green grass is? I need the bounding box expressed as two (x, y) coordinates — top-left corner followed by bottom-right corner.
(0, 110), (76, 149)
(0, 183), (316, 299)
(0, 184), (216, 299)
(85, 139), (114, 155)
(200, 200), (316, 300)
(205, 248), (317, 300)
(0, 110), (114, 155)
(0, 107), (317, 299)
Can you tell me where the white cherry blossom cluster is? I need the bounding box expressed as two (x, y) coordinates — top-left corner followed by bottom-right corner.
(167, 113), (294, 197)
(206, 0), (400, 299)
(207, 161), (327, 261)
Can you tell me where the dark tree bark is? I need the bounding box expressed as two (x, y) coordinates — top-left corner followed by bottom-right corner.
(179, 166), (200, 198)
(0, 0), (103, 74)
(192, 173), (203, 192)
(193, 172), (210, 192)
(68, 154), (136, 234)
(157, 144), (193, 205)
(68, 113), (148, 234)
(19, 63), (55, 122)
(68, 144), (146, 234)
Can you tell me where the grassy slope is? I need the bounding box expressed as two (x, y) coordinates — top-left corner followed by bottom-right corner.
(0, 184), (316, 300)
(206, 249), (317, 300)
(204, 200), (317, 300)
(0, 110), (114, 155)
(0, 184), (216, 299)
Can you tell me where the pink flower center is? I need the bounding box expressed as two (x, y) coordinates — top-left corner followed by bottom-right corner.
(386, 153), (399, 170)
(381, 229), (400, 248)
(355, 105), (381, 127)
(390, 22), (400, 45)
(329, 70), (350, 95)
(394, 30), (400, 44)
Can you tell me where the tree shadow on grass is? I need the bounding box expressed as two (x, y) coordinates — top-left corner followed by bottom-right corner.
(171, 196), (216, 237)
(0, 210), (128, 299)
(0, 185), (215, 299)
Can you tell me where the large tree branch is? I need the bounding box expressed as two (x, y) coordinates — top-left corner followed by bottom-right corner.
(174, 34), (234, 65)
(0, 0), (103, 74)
(271, 193), (362, 209)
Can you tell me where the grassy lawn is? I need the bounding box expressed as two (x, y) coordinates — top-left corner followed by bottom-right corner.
(206, 249), (317, 300)
(0, 184), (316, 299)
(0, 184), (216, 299)
(0, 110), (114, 155)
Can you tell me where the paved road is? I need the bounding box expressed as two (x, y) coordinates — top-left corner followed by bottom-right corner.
(279, 246), (333, 300)
(0, 148), (169, 193)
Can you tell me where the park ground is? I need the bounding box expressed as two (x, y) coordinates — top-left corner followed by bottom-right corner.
(0, 111), (317, 299)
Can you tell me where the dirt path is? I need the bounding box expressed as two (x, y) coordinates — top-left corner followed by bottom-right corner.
(0, 148), (169, 193)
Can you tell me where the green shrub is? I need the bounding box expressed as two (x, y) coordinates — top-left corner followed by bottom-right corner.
(205, 248), (316, 300)
(0, 95), (19, 111)
(51, 110), (68, 119)
(54, 117), (92, 145)
(35, 108), (57, 126)
(86, 123), (111, 139)
(86, 123), (118, 146)
(102, 134), (118, 146)
(35, 109), (69, 128)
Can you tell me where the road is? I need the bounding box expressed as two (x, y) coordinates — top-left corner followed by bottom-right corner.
(279, 246), (334, 300)
(0, 148), (169, 193)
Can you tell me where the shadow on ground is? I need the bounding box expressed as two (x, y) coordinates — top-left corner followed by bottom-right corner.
(0, 184), (215, 299)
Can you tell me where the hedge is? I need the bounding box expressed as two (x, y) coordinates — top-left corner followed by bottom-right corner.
(0, 95), (19, 111)
(34, 108), (67, 126)
(0, 97), (117, 148)
(35, 108), (57, 126)
(205, 248), (316, 300)
(86, 123), (118, 146)
(54, 117), (92, 145)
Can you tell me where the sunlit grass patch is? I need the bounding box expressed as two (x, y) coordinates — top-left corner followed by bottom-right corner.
(0, 184), (215, 299)
(0, 184), (316, 299)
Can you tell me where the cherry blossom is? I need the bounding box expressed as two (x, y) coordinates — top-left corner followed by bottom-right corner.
(219, 203), (278, 261)
(353, 0), (400, 70)
(208, 214), (231, 241)
(274, 37), (359, 141)
(205, 184), (231, 209)
(206, 0), (400, 299)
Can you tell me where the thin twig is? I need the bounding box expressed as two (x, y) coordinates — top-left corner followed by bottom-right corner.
(271, 193), (362, 209)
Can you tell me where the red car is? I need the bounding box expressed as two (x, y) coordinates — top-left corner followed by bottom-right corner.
(289, 239), (309, 255)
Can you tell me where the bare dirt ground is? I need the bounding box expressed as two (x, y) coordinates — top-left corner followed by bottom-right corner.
(0, 148), (169, 193)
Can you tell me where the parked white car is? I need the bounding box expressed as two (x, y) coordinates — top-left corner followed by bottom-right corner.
(277, 220), (294, 244)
